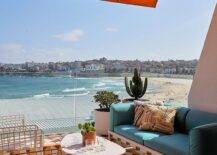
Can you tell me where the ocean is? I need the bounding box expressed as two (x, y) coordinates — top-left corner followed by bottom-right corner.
(0, 75), (156, 133)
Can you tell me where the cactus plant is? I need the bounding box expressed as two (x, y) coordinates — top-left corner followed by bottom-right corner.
(125, 68), (148, 100)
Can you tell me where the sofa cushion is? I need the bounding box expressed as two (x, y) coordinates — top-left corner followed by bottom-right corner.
(174, 107), (190, 133)
(185, 109), (217, 133)
(109, 103), (135, 131)
(190, 123), (217, 155)
(114, 125), (162, 144)
(133, 100), (164, 127)
(139, 104), (176, 134)
(144, 133), (190, 155)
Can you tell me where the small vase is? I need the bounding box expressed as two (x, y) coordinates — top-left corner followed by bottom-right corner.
(82, 131), (96, 146)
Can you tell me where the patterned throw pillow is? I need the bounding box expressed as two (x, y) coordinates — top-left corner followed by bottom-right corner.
(139, 104), (176, 134)
(133, 104), (146, 127)
(133, 100), (163, 127)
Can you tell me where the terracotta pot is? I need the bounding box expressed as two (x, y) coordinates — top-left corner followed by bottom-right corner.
(94, 109), (109, 136)
(82, 131), (96, 146)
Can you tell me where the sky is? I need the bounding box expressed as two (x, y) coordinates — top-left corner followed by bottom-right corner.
(0, 0), (216, 63)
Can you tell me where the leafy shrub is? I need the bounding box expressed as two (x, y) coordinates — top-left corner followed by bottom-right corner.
(94, 91), (120, 111)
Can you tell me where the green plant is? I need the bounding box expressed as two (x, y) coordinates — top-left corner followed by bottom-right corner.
(125, 68), (148, 100)
(78, 122), (95, 135)
(94, 91), (119, 111)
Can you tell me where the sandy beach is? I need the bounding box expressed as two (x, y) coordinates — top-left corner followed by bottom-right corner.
(144, 77), (192, 107)
(84, 76), (192, 107)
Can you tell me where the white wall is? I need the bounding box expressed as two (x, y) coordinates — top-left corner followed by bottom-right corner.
(188, 5), (217, 113)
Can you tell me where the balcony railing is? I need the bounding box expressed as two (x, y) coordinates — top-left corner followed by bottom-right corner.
(27, 116), (89, 134)
(0, 125), (43, 154)
(0, 114), (25, 128)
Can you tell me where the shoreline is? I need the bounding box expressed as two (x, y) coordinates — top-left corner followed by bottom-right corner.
(0, 72), (193, 80)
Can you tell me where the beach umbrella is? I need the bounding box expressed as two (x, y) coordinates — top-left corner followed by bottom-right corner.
(103, 0), (158, 8)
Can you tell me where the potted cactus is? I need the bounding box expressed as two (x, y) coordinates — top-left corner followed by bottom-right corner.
(78, 122), (96, 146)
(124, 68), (148, 102)
(94, 91), (120, 135)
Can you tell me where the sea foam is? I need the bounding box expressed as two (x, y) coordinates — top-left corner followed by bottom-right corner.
(33, 93), (50, 98)
(93, 82), (106, 87)
(62, 87), (86, 93)
(63, 91), (90, 97)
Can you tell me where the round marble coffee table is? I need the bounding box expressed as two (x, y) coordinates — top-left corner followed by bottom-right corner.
(61, 133), (125, 155)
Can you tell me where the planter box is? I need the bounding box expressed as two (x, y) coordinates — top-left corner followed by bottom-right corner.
(94, 110), (109, 136)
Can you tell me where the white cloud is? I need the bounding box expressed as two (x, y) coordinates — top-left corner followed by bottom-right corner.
(0, 43), (26, 63)
(52, 29), (84, 42)
(0, 43), (25, 53)
(0, 43), (81, 63)
(106, 27), (119, 32)
(23, 46), (80, 62)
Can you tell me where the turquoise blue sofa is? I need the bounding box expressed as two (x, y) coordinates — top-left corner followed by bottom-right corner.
(109, 103), (217, 155)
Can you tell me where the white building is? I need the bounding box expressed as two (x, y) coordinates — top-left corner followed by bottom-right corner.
(85, 64), (104, 71)
(163, 68), (176, 74)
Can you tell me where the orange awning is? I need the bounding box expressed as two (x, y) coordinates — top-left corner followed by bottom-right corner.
(103, 0), (158, 8)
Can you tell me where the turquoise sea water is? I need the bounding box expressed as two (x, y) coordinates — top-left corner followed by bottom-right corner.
(0, 76), (121, 99)
(0, 75), (156, 99)
(0, 75), (157, 133)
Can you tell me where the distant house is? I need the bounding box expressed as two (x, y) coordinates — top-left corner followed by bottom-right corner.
(84, 64), (104, 72)
(56, 64), (67, 71)
(70, 61), (82, 73)
(150, 68), (163, 73)
(163, 68), (176, 74)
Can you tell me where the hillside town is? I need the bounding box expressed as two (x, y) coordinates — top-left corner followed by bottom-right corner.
(0, 58), (198, 75)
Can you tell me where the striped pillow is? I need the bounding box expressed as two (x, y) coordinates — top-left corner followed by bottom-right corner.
(139, 105), (176, 134)
(133, 104), (146, 127)
(133, 100), (163, 127)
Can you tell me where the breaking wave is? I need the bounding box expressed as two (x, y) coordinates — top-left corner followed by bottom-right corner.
(33, 93), (50, 98)
(62, 87), (86, 93)
(93, 82), (106, 87)
(63, 91), (90, 97)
